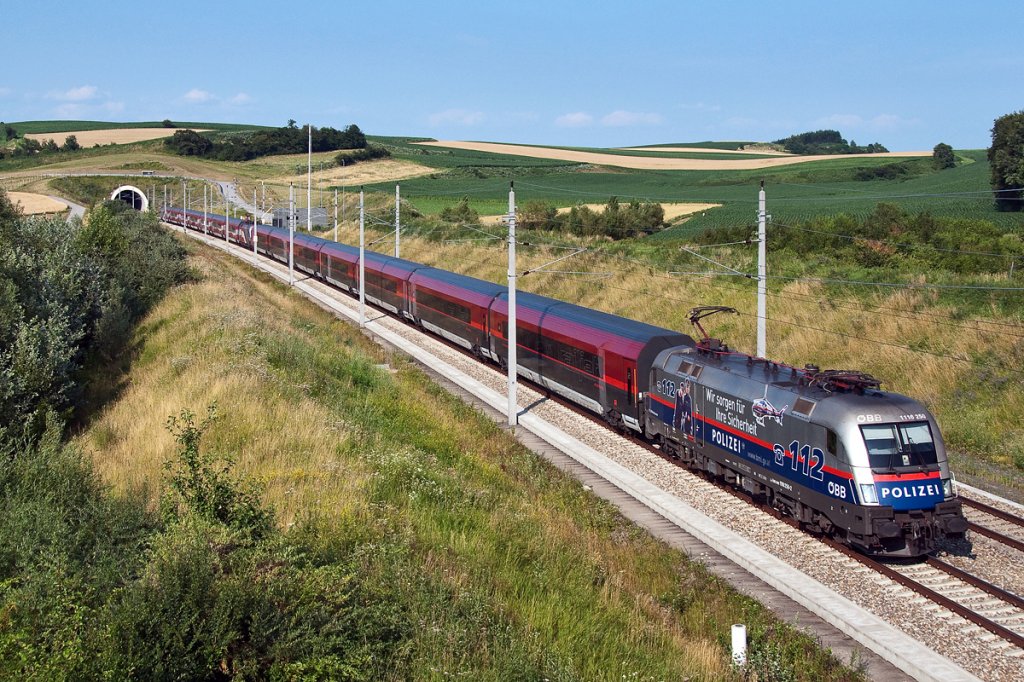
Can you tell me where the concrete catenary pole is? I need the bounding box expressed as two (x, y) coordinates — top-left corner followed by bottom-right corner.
(224, 185), (229, 244)
(507, 182), (518, 428)
(395, 184), (400, 258)
(334, 188), (338, 243)
(307, 124), (312, 233)
(359, 187), (365, 328)
(289, 182), (295, 286)
(253, 187), (258, 256)
(203, 184), (208, 235)
(757, 180), (767, 359)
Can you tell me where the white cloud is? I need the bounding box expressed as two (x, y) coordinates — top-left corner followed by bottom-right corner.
(601, 110), (663, 127)
(813, 113), (915, 133)
(678, 101), (721, 112)
(183, 88), (214, 103)
(229, 92), (251, 105)
(555, 112), (593, 128)
(54, 103), (85, 118)
(48, 85), (99, 101)
(427, 108), (484, 126)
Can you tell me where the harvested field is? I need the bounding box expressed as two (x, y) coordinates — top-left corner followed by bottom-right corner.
(24, 128), (209, 147)
(8, 191), (67, 214)
(265, 158), (435, 188)
(417, 140), (930, 171)
(619, 146), (791, 156)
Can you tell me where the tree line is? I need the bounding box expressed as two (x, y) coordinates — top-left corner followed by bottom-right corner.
(774, 129), (889, 155)
(165, 121), (369, 161)
(0, 122), (81, 159)
(438, 196), (667, 240)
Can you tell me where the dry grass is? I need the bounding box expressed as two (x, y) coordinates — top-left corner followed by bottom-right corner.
(7, 191), (67, 214)
(417, 140), (930, 171)
(24, 128), (210, 147)
(76, 249), (375, 525)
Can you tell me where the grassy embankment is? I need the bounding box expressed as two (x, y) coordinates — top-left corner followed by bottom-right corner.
(77, 237), (863, 680)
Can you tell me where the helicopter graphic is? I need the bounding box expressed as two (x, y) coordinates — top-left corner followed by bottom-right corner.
(751, 386), (788, 427)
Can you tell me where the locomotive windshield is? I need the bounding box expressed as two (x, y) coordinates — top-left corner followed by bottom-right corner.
(861, 422), (938, 470)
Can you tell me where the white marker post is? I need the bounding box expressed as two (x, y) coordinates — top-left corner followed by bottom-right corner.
(358, 187), (365, 328)
(507, 182), (518, 428)
(731, 623), (747, 667)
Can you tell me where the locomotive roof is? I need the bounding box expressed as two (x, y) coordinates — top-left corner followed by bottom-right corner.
(688, 346), (927, 419)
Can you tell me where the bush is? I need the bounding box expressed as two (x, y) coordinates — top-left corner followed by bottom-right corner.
(439, 196), (480, 224)
(0, 198), (188, 448)
(336, 144), (390, 166)
(161, 405), (274, 540)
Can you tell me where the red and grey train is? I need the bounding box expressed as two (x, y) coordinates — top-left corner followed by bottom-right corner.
(162, 207), (969, 557)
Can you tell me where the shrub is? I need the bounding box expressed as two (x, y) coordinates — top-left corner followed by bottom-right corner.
(161, 405), (274, 540)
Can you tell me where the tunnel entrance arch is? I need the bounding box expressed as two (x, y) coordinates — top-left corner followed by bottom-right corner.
(110, 185), (150, 211)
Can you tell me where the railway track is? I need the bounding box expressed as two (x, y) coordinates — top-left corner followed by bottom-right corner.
(836, 544), (1024, 652)
(961, 496), (1024, 554)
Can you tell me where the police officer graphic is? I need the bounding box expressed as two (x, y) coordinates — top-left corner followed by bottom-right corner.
(673, 378), (694, 439)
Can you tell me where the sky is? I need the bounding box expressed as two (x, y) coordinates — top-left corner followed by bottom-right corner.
(2, 1), (1022, 151)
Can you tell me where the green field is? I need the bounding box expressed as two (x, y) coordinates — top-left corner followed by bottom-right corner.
(363, 143), (1019, 234)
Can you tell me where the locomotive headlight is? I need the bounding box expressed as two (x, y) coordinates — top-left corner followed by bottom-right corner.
(859, 484), (878, 505)
(942, 478), (953, 498)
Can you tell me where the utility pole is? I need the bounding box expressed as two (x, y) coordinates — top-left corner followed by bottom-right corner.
(334, 188), (338, 242)
(395, 184), (400, 258)
(289, 182), (295, 285)
(359, 187), (365, 328)
(203, 184), (208, 235)
(757, 180), (767, 359)
(507, 181), (518, 428)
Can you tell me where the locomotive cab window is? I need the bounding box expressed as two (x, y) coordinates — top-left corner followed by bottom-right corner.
(861, 422), (938, 470)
